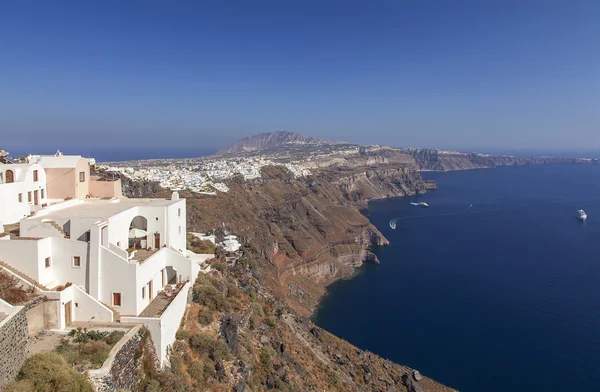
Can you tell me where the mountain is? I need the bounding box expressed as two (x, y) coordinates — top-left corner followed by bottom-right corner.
(218, 131), (325, 155)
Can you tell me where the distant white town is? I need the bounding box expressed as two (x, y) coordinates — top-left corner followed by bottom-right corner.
(101, 156), (313, 194)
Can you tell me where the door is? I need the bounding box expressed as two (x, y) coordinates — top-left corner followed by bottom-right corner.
(154, 232), (160, 249)
(64, 301), (72, 326)
(34, 190), (39, 205)
(5, 170), (14, 183)
(149, 281), (153, 300)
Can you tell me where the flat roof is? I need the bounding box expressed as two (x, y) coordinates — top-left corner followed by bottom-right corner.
(26, 198), (181, 222)
(30, 155), (84, 169)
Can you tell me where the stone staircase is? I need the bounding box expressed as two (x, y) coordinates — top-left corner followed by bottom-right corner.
(100, 302), (121, 322)
(47, 220), (69, 239)
(0, 260), (50, 291)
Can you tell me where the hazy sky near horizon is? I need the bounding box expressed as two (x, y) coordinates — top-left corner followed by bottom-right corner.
(1, 0), (599, 154)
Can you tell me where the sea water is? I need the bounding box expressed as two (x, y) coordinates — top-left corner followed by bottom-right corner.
(315, 164), (600, 392)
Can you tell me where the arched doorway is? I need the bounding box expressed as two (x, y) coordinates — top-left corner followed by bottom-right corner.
(129, 216), (148, 249)
(5, 170), (14, 183)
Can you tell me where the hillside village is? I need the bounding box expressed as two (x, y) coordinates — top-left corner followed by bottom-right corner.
(100, 156), (312, 194)
(0, 149), (219, 390)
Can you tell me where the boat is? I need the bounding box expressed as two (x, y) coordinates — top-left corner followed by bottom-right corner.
(577, 209), (587, 221)
(389, 220), (396, 230)
(417, 202), (429, 208)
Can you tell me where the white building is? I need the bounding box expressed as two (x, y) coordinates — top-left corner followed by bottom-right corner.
(0, 192), (212, 365)
(0, 162), (48, 224)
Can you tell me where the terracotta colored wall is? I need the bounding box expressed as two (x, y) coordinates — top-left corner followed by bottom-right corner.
(74, 159), (90, 199)
(89, 177), (123, 199)
(45, 168), (77, 199)
(44, 159), (90, 200)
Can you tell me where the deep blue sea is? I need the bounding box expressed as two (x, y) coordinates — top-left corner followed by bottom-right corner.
(315, 164), (600, 392)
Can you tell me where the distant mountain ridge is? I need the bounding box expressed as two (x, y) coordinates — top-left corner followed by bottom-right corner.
(218, 131), (330, 155)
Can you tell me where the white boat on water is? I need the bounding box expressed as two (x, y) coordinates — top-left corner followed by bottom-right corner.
(389, 220), (396, 230)
(577, 209), (587, 221)
(410, 202), (430, 208)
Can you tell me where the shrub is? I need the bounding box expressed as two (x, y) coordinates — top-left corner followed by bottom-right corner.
(4, 380), (35, 392)
(193, 285), (230, 312)
(187, 360), (213, 381)
(170, 356), (183, 373)
(264, 316), (276, 329)
(175, 329), (190, 341)
(197, 307), (214, 325)
(13, 352), (93, 392)
(188, 333), (230, 361)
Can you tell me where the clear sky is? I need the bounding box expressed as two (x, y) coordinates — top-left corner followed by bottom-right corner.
(1, 0), (599, 155)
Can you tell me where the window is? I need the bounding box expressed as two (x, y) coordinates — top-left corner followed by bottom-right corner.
(72, 256), (81, 267)
(33, 170), (39, 182)
(178, 226), (182, 234)
(45, 257), (51, 268)
(28, 192), (32, 203)
(41, 189), (45, 199)
(18, 193), (22, 203)
(142, 286), (146, 299)
(178, 208), (181, 217)
(79, 171), (85, 182)
(112, 293), (122, 307)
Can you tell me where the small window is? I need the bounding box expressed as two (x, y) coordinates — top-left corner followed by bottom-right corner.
(33, 170), (39, 182)
(178, 208), (181, 217)
(79, 171), (85, 182)
(178, 226), (182, 234)
(142, 286), (146, 299)
(73, 256), (81, 267)
(45, 257), (51, 268)
(28, 192), (32, 203)
(112, 293), (122, 307)
(18, 193), (23, 203)
(41, 189), (45, 199)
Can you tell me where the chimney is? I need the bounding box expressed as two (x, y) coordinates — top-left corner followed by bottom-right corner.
(171, 192), (179, 201)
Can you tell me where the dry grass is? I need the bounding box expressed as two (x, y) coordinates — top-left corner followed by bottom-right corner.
(0, 270), (36, 305)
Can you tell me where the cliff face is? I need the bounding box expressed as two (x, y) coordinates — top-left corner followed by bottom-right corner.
(401, 148), (599, 171)
(117, 162), (455, 391)
(218, 131), (322, 155)
(181, 164), (427, 314)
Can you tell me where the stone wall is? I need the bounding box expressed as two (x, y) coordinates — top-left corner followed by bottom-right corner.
(89, 325), (158, 391)
(0, 307), (30, 390)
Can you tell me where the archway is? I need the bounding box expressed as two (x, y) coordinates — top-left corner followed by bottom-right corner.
(129, 216), (148, 249)
(5, 170), (14, 183)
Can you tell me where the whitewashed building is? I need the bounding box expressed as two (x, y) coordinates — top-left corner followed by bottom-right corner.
(0, 190), (212, 365)
(0, 162), (48, 224)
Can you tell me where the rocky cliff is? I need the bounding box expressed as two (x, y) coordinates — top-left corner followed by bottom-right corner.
(218, 131), (324, 155)
(119, 163), (455, 391)
(400, 148), (599, 171)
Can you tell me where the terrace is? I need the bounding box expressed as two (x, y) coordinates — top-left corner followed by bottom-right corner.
(138, 282), (187, 317)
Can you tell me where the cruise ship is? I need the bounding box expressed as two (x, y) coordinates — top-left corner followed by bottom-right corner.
(577, 209), (587, 221)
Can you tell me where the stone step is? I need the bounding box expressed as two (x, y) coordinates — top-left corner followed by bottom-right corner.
(100, 302), (121, 322)
(0, 260), (49, 291)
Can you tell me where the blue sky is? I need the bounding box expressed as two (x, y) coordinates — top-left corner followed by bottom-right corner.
(1, 0), (599, 155)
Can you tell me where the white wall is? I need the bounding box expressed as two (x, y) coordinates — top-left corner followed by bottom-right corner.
(0, 238), (42, 282)
(0, 299), (24, 329)
(0, 163), (47, 224)
(42, 285), (113, 329)
(99, 245), (137, 315)
(121, 281), (190, 366)
(167, 200), (186, 253)
(49, 237), (89, 289)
